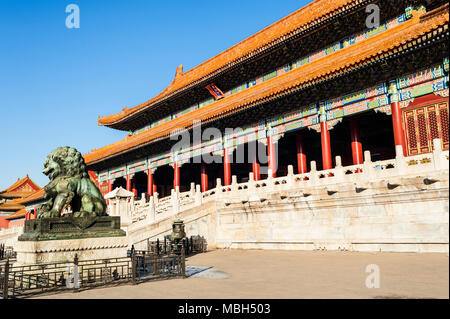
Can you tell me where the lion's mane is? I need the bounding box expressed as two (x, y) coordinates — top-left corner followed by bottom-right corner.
(46, 146), (89, 179)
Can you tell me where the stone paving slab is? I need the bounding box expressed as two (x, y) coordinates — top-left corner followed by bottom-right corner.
(187, 266), (230, 279)
(35, 249), (449, 299)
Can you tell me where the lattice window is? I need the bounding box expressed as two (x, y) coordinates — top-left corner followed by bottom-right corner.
(439, 103), (449, 149)
(427, 105), (439, 143)
(405, 111), (418, 155)
(417, 110), (429, 153)
(403, 101), (449, 155)
(100, 183), (109, 196)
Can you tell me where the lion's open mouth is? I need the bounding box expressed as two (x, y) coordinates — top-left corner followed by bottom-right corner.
(43, 166), (54, 177)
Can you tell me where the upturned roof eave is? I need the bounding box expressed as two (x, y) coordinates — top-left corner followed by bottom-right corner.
(97, 0), (367, 129)
(15, 188), (45, 205)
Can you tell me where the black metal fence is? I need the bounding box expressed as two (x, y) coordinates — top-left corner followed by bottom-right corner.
(0, 244), (16, 261)
(140, 235), (207, 256)
(0, 249), (185, 299)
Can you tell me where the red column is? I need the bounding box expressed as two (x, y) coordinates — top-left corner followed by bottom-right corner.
(296, 134), (307, 174)
(147, 170), (154, 196)
(131, 179), (136, 197)
(126, 175), (131, 191)
(350, 119), (363, 165)
(105, 181), (112, 205)
(252, 162), (260, 181)
(252, 152), (261, 181)
(320, 121), (333, 170)
(267, 136), (277, 178)
(33, 205), (37, 219)
(173, 162), (180, 189)
(251, 146), (260, 181)
(390, 88), (407, 156)
(201, 162), (208, 192)
(223, 148), (231, 186)
(153, 184), (157, 194)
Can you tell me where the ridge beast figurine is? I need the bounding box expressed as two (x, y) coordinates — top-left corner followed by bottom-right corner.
(37, 146), (107, 219)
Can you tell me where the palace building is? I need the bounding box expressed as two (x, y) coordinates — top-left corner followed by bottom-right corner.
(83, 0), (449, 201)
(0, 176), (42, 229)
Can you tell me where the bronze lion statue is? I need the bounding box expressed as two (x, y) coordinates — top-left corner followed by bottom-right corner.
(37, 146), (107, 219)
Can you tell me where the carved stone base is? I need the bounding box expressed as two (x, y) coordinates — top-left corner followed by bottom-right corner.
(18, 216), (126, 241)
(14, 236), (129, 265)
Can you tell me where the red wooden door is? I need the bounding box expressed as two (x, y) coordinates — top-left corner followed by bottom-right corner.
(403, 101), (449, 156)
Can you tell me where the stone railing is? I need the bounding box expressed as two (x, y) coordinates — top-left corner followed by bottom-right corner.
(124, 139), (449, 232)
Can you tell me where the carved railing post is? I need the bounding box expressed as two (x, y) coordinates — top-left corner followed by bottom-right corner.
(216, 178), (222, 196)
(147, 196), (155, 223)
(432, 138), (444, 170)
(231, 175), (238, 192)
(363, 151), (373, 179)
(267, 169), (274, 191)
(287, 165), (294, 188)
(249, 172), (255, 192)
(171, 189), (179, 216)
(395, 145), (406, 175)
(334, 156), (344, 182)
(309, 161), (318, 186)
(195, 184), (202, 205)
(126, 198), (132, 218)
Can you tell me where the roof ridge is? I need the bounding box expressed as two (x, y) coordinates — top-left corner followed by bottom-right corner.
(98, 0), (364, 127)
(1, 175), (39, 193)
(420, 2), (449, 22)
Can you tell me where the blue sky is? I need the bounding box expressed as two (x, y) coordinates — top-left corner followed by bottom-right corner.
(0, 0), (309, 189)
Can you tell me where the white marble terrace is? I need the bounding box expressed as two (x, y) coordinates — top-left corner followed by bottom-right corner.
(119, 139), (449, 234)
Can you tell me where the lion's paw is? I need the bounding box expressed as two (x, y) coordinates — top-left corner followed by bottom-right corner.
(38, 211), (58, 219)
(73, 211), (94, 218)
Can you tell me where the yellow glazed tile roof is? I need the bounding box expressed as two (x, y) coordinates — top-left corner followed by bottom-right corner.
(98, 0), (364, 126)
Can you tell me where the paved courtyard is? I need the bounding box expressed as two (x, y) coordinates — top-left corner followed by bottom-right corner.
(36, 249), (449, 299)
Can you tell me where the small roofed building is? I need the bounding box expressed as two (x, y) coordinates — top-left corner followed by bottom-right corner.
(0, 176), (43, 229)
(104, 187), (134, 229)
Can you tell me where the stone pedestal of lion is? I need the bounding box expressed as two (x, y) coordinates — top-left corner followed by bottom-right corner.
(15, 147), (129, 265)
(16, 216), (128, 265)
